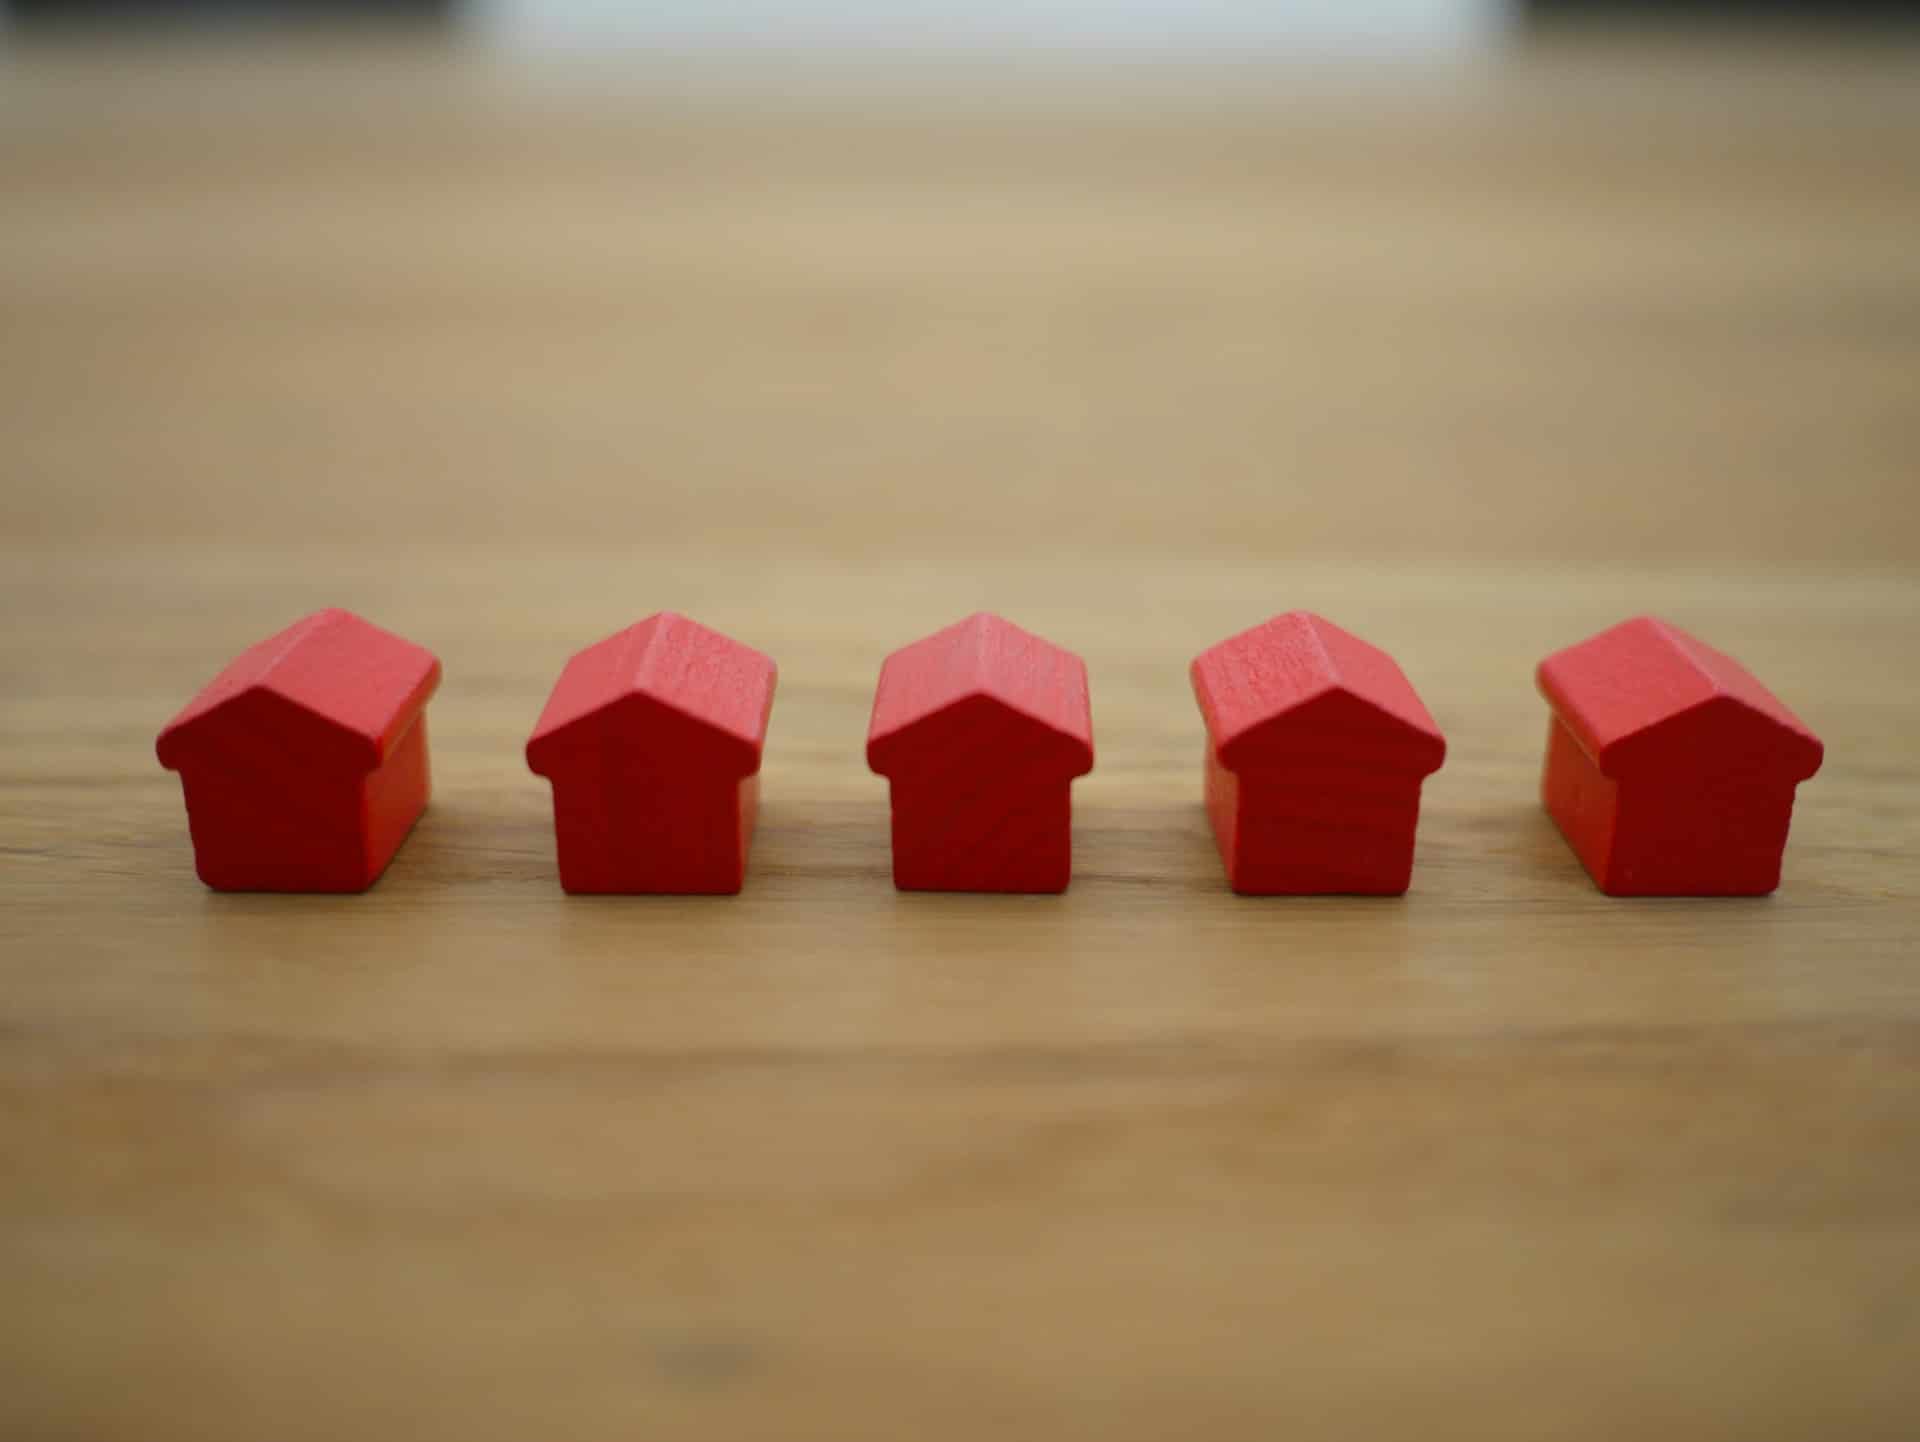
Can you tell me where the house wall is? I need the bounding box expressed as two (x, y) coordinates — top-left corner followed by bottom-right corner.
(1609, 778), (1798, 896)
(1540, 716), (1620, 892)
(548, 766), (753, 893)
(361, 717), (435, 886)
(888, 776), (1074, 892)
(179, 768), (370, 891)
(1209, 745), (1427, 895)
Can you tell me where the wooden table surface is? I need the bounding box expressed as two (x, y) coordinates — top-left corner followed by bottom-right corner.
(4, 34), (1918, 1441)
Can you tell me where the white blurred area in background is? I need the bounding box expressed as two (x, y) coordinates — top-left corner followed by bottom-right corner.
(472, 0), (1509, 58)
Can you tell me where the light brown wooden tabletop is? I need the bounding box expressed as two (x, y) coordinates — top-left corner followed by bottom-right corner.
(4, 32), (1918, 1442)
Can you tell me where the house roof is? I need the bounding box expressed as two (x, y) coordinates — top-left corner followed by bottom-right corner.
(156, 608), (440, 774)
(866, 612), (1094, 780)
(1536, 616), (1822, 782)
(1190, 612), (1445, 775)
(525, 612), (776, 779)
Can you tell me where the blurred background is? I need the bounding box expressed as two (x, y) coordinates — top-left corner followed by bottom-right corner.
(4, 0), (1918, 576)
(0, 0), (1914, 53)
(3, 0), (1917, 693)
(0, 0), (1917, 36)
(2, 0), (1919, 42)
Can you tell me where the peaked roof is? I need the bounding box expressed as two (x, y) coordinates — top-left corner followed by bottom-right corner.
(156, 608), (440, 774)
(1537, 615), (1822, 782)
(1190, 612), (1445, 775)
(525, 612), (776, 778)
(866, 612), (1094, 780)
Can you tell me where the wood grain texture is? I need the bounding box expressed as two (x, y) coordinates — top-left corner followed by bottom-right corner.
(3, 34), (1920, 1442)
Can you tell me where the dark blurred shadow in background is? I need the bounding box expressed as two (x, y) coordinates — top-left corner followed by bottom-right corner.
(1527, 0), (1919, 19)
(4, 0), (457, 18)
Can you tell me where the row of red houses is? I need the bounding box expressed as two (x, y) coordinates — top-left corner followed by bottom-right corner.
(156, 609), (1823, 899)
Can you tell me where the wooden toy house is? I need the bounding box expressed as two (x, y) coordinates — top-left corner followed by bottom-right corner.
(1190, 612), (1445, 895)
(1536, 616), (1823, 895)
(526, 612), (776, 894)
(866, 613), (1094, 892)
(155, 608), (441, 891)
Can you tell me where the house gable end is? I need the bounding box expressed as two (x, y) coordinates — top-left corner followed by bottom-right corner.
(1602, 691), (1824, 784)
(157, 682), (383, 777)
(867, 689), (1093, 782)
(530, 689), (766, 780)
(1216, 684), (1446, 777)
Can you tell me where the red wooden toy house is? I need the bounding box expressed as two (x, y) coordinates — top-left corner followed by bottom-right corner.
(1536, 616), (1823, 896)
(866, 612), (1094, 893)
(155, 608), (442, 892)
(1190, 612), (1446, 895)
(526, 612), (777, 894)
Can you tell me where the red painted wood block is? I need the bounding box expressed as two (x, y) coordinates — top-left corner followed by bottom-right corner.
(1190, 612), (1445, 895)
(866, 612), (1094, 893)
(526, 613), (776, 895)
(155, 608), (441, 892)
(1537, 616), (1823, 896)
